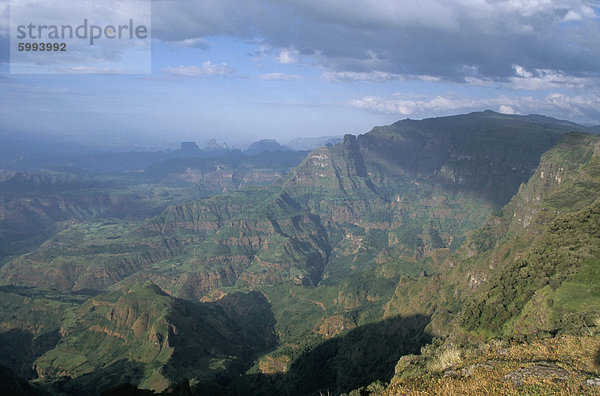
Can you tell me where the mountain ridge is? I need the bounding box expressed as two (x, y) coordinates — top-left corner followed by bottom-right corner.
(0, 110), (598, 394)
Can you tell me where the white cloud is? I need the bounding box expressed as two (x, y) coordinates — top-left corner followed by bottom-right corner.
(513, 64), (533, 78)
(322, 71), (402, 82)
(542, 92), (600, 116)
(322, 70), (442, 82)
(260, 73), (301, 80)
(163, 61), (232, 77)
(498, 105), (517, 114)
(171, 37), (212, 49)
(563, 10), (583, 21)
(348, 92), (600, 123)
(508, 65), (596, 90)
(349, 93), (504, 115)
(150, 0), (600, 85)
(278, 48), (299, 64)
(464, 64), (599, 91)
(580, 5), (597, 18)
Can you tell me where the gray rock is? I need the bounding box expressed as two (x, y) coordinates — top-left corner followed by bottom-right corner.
(443, 369), (461, 378)
(461, 362), (496, 378)
(502, 362), (570, 386)
(585, 377), (600, 387)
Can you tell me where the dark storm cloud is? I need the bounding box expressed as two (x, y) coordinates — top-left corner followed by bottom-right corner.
(151, 0), (600, 83)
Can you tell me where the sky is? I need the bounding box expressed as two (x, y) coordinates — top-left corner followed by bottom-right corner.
(0, 0), (599, 149)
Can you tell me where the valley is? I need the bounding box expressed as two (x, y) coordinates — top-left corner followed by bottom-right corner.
(1, 111), (599, 395)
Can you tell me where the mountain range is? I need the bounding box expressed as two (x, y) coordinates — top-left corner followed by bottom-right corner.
(0, 110), (599, 395)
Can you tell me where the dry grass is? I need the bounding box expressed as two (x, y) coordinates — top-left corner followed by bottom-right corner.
(378, 335), (600, 396)
(427, 347), (462, 373)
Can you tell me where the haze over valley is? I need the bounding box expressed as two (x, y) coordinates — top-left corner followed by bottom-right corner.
(1, 1), (600, 394)
(1, 110), (600, 394)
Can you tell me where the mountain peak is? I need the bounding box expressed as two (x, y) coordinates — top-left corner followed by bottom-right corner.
(127, 280), (168, 297)
(245, 139), (290, 154)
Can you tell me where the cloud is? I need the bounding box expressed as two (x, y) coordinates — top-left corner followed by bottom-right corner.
(465, 64), (599, 91)
(348, 92), (600, 123)
(513, 65), (533, 79)
(463, 64), (600, 90)
(163, 61), (232, 77)
(260, 72), (301, 80)
(563, 10), (583, 22)
(278, 48), (299, 64)
(150, 0), (600, 85)
(498, 105), (517, 115)
(171, 37), (212, 49)
(322, 71), (401, 82)
(349, 93), (491, 115)
(65, 66), (114, 74)
(322, 70), (442, 82)
(541, 92), (600, 118)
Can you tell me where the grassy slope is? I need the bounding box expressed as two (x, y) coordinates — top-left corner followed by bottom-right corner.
(0, 287), (86, 379)
(369, 133), (600, 395)
(384, 133), (600, 337)
(1, 111), (571, 298)
(459, 133), (600, 338)
(382, 335), (600, 396)
(34, 282), (277, 394)
(1, 111), (592, 394)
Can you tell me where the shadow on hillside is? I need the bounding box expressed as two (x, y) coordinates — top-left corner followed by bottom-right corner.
(214, 291), (279, 354)
(0, 363), (48, 396)
(48, 359), (147, 395)
(0, 328), (60, 380)
(159, 291), (278, 392)
(199, 313), (432, 396)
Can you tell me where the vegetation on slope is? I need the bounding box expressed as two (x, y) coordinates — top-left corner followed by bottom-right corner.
(459, 133), (600, 338)
(374, 133), (600, 395)
(33, 282), (277, 394)
(379, 335), (600, 396)
(0, 111), (596, 394)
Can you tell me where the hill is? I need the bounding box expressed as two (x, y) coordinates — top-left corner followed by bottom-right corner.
(1, 111), (578, 295)
(374, 132), (600, 395)
(0, 110), (596, 394)
(244, 139), (291, 155)
(34, 282), (276, 394)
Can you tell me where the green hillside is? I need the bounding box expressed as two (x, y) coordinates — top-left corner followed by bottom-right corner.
(0, 111), (597, 394)
(374, 133), (600, 395)
(459, 132), (600, 338)
(0, 111), (570, 298)
(34, 282), (276, 394)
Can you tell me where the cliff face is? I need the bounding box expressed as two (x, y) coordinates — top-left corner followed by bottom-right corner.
(0, 111), (574, 299)
(358, 111), (566, 206)
(373, 133), (600, 396)
(458, 133), (600, 337)
(1, 111), (596, 395)
(384, 133), (600, 339)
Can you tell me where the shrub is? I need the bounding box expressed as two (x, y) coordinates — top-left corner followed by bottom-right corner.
(427, 347), (462, 372)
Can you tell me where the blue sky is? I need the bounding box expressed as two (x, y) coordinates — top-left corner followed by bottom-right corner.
(1, 0), (599, 149)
